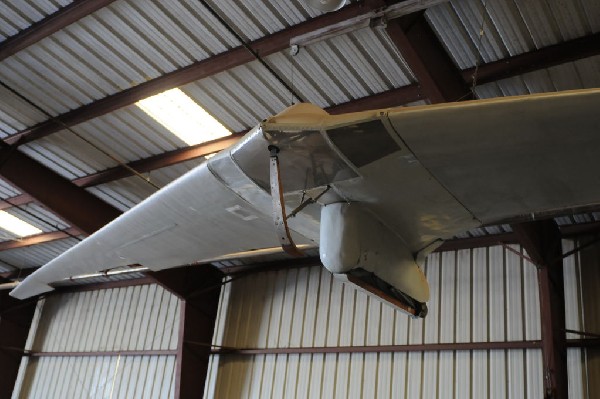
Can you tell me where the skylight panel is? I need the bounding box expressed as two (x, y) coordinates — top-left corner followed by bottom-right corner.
(0, 211), (42, 237)
(136, 88), (231, 145)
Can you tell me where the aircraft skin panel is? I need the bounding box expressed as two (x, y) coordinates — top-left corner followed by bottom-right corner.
(389, 89), (600, 224)
(10, 162), (311, 299)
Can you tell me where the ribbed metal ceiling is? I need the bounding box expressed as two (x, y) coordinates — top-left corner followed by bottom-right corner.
(0, 0), (598, 271)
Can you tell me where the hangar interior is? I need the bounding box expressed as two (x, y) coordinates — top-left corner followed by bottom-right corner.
(0, 0), (599, 398)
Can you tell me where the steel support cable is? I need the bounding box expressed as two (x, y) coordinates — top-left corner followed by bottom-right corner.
(0, 80), (161, 190)
(195, 0), (305, 104)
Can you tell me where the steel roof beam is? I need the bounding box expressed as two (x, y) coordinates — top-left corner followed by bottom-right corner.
(73, 84), (424, 187)
(4, 9), (598, 148)
(0, 228), (81, 251)
(461, 32), (600, 85)
(0, 147), (121, 235)
(386, 13), (471, 103)
(0, 193), (34, 210)
(4, 1), (404, 146)
(0, 0), (117, 62)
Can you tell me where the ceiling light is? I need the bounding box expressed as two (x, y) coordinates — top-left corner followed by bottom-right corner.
(0, 211), (42, 237)
(136, 88), (231, 145)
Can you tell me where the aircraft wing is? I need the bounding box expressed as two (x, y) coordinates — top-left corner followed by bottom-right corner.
(388, 88), (600, 224)
(10, 88), (600, 308)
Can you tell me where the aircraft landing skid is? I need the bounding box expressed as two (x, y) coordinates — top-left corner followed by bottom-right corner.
(341, 268), (428, 318)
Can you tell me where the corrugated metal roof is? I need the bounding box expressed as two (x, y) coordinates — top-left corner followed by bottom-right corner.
(16, 21), (416, 180)
(0, 1), (73, 41)
(427, 0), (599, 69)
(19, 104), (202, 180)
(201, 0), (321, 42)
(85, 158), (204, 211)
(6, 203), (70, 233)
(0, 84), (47, 138)
(0, 0), (238, 117)
(0, 178), (22, 198)
(0, 237), (80, 268)
(0, 260), (14, 272)
(475, 56), (600, 99)
(265, 27), (415, 107)
(0, 0), (597, 303)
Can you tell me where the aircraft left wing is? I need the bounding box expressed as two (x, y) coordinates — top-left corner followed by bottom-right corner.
(11, 88), (600, 319)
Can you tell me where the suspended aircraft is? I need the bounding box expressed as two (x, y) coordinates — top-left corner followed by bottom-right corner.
(10, 88), (600, 318)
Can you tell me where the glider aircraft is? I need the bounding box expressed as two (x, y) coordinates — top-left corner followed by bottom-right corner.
(10, 88), (600, 318)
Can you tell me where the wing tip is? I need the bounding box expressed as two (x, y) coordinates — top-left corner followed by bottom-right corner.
(10, 280), (54, 300)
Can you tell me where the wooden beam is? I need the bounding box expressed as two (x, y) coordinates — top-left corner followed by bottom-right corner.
(386, 13), (470, 103)
(461, 32), (600, 85)
(0, 147), (121, 235)
(0, 0), (117, 62)
(512, 220), (568, 399)
(5, 1), (401, 146)
(147, 265), (224, 399)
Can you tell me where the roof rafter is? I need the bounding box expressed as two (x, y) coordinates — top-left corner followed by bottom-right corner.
(0, 147), (121, 235)
(0, 228), (80, 251)
(0, 0), (117, 62)
(74, 84), (424, 187)
(5, 0), (403, 146)
(461, 32), (600, 85)
(386, 12), (471, 103)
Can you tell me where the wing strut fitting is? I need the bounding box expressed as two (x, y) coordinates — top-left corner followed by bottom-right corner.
(269, 145), (304, 257)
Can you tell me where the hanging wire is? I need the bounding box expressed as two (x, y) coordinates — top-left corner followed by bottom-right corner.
(290, 49), (296, 105)
(195, 0), (305, 103)
(470, 0), (490, 96)
(0, 80), (161, 190)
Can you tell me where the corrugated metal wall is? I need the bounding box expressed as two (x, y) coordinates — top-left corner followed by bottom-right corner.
(12, 284), (180, 399)
(206, 242), (589, 398)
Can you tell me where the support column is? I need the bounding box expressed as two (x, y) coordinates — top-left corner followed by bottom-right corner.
(512, 220), (567, 399)
(148, 265), (224, 399)
(0, 290), (36, 398)
(578, 238), (600, 397)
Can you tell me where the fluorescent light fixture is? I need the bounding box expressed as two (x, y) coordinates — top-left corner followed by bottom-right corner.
(136, 88), (231, 145)
(0, 211), (42, 237)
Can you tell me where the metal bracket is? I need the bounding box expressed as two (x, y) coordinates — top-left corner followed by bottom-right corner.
(287, 185), (330, 219)
(269, 145), (303, 257)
